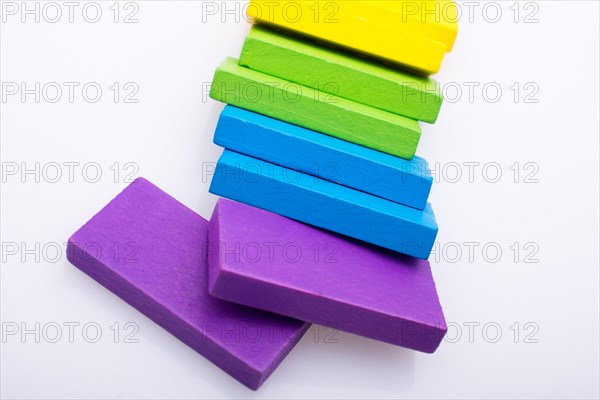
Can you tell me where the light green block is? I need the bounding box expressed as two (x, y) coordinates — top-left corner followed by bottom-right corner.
(209, 57), (421, 160)
(239, 25), (443, 123)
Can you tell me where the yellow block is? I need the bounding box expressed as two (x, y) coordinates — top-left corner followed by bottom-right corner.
(247, 0), (448, 74)
(356, 1), (459, 51)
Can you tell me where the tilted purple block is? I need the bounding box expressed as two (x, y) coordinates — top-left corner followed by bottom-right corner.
(208, 199), (447, 353)
(67, 178), (309, 390)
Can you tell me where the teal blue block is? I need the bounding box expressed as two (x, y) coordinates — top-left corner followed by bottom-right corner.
(209, 150), (438, 259)
(214, 106), (432, 210)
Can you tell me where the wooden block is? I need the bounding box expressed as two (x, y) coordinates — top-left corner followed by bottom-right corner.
(209, 151), (438, 259)
(351, 1), (459, 51)
(208, 199), (447, 353)
(210, 57), (422, 160)
(240, 25), (443, 123)
(246, 0), (447, 74)
(67, 178), (309, 390)
(215, 106), (433, 210)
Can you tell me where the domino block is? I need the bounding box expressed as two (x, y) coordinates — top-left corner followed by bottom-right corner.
(246, 0), (448, 74)
(209, 151), (438, 259)
(208, 199), (447, 353)
(214, 106), (433, 210)
(67, 178), (309, 390)
(210, 57), (422, 160)
(239, 25), (443, 123)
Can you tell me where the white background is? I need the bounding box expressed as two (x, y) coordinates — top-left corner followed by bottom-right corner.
(1, 1), (599, 398)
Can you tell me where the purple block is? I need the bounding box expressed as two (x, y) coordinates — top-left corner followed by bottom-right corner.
(67, 178), (309, 390)
(208, 199), (447, 353)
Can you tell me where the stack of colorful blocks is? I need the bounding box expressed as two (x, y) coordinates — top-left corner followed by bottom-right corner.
(67, 1), (458, 390)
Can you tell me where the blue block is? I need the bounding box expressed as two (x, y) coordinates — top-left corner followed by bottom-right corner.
(214, 106), (432, 210)
(209, 150), (438, 259)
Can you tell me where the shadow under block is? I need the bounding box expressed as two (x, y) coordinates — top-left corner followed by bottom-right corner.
(209, 151), (438, 259)
(208, 199), (447, 353)
(210, 57), (422, 160)
(66, 178), (309, 390)
(214, 106), (433, 210)
(247, 1), (448, 74)
(239, 25), (443, 123)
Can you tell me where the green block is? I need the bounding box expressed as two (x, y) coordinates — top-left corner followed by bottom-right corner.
(209, 57), (421, 160)
(239, 25), (443, 124)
